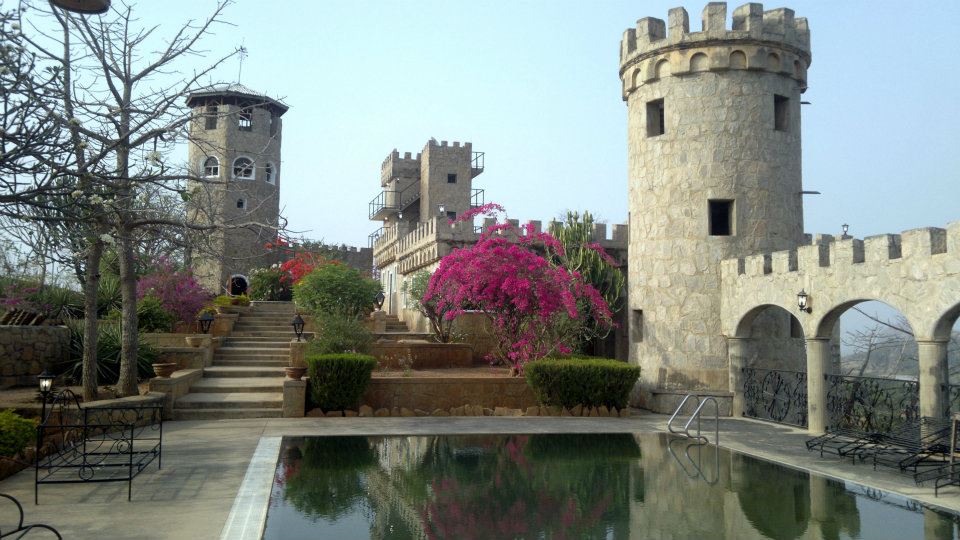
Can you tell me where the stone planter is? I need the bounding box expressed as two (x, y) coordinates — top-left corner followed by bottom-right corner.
(151, 362), (178, 378)
(285, 366), (307, 381)
(185, 336), (204, 348)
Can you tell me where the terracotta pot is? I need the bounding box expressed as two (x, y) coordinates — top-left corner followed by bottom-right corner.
(152, 362), (178, 378)
(185, 336), (204, 348)
(285, 366), (307, 381)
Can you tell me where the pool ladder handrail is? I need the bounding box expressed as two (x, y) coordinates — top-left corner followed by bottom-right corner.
(667, 394), (720, 445)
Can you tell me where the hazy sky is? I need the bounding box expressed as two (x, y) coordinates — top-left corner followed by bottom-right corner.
(119, 0), (959, 248)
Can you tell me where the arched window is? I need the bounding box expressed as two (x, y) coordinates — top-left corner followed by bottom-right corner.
(265, 162), (276, 184)
(203, 156), (219, 178)
(236, 198), (246, 209)
(233, 157), (254, 180)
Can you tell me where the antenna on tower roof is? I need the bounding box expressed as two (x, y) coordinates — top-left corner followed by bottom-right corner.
(237, 44), (248, 82)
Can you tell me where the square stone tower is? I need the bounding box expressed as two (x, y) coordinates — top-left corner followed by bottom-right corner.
(185, 84), (288, 295)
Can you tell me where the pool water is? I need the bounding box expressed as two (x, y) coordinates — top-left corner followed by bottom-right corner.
(262, 433), (959, 540)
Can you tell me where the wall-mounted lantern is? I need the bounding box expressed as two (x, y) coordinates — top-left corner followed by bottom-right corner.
(797, 289), (812, 314)
(438, 204), (445, 216)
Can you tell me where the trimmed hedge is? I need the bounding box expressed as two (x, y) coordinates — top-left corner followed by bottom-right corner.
(306, 353), (378, 411)
(525, 358), (640, 409)
(0, 409), (36, 457)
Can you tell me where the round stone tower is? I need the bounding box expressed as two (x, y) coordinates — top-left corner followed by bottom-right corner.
(619, 3), (811, 410)
(185, 84), (288, 295)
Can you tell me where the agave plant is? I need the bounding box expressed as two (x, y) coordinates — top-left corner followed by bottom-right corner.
(63, 318), (159, 384)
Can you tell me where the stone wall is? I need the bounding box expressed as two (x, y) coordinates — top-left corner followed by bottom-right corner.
(0, 325), (70, 388)
(620, 3), (811, 408)
(362, 375), (536, 411)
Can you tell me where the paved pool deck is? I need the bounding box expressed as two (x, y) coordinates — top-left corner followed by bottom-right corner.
(2, 412), (959, 539)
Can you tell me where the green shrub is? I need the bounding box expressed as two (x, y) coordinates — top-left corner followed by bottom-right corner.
(249, 267), (292, 301)
(64, 319), (159, 383)
(213, 294), (250, 307)
(294, 263), (381, 320)
(136, 295), (176, 332)
(306, 353), (377, 411)
(309, 314), (373, 355)
(0, 409), (36, 457)
(524, 358), (640, 409)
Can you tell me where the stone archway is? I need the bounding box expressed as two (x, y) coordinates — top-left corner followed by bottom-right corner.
(229, 274), (249, 296)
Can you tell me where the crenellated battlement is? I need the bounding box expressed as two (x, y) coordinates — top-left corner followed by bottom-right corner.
(381, 149), (421, 187)
(721, 222), (960, 282)
(619, 2), (811, 100)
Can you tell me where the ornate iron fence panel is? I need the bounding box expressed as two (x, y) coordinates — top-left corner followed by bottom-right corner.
(945, 384), (960, 416)
(741, 367), (808, 427)
(825, 374), (918, 433)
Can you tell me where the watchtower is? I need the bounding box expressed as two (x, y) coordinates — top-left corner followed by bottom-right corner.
(185, 84), (288, 295)
(619, 3), (811, 409)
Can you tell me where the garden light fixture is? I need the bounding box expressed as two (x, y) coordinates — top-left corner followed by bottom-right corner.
(292, 314), (305, 341)
(198, 311), (215, 333)
(38, 370), (55, 422)
(797, 289), (811, 314)
(375, 290), (385, 311)
(49, 0), (111, 14)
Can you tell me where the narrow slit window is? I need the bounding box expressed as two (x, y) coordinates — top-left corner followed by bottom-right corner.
(708, 199), (734, 236)
(646, 99), (665, 137)
(774, 94), (789, 131)
(236, 198), (246, 209)
(238, 110), (253, 131)
(632, 309), (643, 343)
(204, 106), (218, 130)
(447, 173), (457, 184)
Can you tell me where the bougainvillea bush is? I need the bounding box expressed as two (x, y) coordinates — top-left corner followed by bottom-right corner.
(424, 214), (613, 373)
(136, 259), (212, 327)
(249, 267), (292, 301)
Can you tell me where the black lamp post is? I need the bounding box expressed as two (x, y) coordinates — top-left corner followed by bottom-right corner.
(198, 311), (215, 334)
(292, 314), (305, 342)
(375, 290), (385, 311)
(797, 289), (812, 314)
(37, 370), (55, 422)
(49, 0), (111, 14)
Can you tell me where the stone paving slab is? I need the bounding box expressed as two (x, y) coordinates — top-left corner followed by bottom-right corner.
(2, 414), (960, 539)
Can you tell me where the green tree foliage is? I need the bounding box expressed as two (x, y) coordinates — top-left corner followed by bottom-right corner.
(402, 269), (455, 342)
(294, 263), (381, 320)
(309, 314), (373, 355)
(549, 211), (625, 349)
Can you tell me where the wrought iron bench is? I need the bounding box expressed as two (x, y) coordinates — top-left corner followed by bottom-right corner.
(1, 493), (61, 538)
(34, 390), (162, 504)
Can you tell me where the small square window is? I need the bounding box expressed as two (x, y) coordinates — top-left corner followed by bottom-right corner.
(204, 106), (218, 130)
(447, 173), (457, 184)
(238, 110), (253, 131)
(631, 309), (643, 343)
(446, 211), (457, 221)
(708, 199), (734, 236)
(646, 99), (665, 137)
(774, 95), (789, 131)
(236, 198), (246, 209)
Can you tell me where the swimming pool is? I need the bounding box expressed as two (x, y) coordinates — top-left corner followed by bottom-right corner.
(258, 433), (958, 539)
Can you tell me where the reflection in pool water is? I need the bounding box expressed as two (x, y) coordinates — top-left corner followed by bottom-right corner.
(263, 433), (958, 540)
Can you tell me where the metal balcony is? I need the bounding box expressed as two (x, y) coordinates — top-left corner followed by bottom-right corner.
(368, 227), (384, 249)
(471, 151), (485, 177)
(470, 188), (485, 209)
(368, 190), (399, 220)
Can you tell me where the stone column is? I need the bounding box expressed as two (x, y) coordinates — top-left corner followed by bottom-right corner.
(283, 379), (307, 418)
(918, 340), (950, 420)
(727, 337), (749, 418)
(806, 338), (832, 434)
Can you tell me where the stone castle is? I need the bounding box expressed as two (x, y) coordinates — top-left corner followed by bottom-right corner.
(191, 3), (960, 423)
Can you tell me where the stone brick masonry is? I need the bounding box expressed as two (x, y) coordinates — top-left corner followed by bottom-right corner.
(0, 326), (70, 388)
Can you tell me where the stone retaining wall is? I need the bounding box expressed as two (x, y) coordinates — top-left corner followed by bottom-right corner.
(0, 325), (70, 388)
(362, 375), (536, 410)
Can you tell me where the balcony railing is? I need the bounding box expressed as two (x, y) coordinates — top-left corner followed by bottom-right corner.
(471, 151), (484, 177)
(368, 190), (399, 220)
(470, 188), (484, 209)
(368, 227), (384, 249)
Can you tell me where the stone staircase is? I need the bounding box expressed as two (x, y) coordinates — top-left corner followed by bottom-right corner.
(375, 314), (433, 341)
(173, 301), (298, 420)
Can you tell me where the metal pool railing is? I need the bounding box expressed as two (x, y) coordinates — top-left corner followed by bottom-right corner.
(741, 367), (808, 428)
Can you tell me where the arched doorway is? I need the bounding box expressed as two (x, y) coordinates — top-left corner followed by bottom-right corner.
(229, 274), (249, 296)
(933, 302), (960, 416)
(732, 304), (808, 426)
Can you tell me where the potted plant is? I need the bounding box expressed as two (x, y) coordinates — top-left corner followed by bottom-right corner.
(151, 362), (178, 378)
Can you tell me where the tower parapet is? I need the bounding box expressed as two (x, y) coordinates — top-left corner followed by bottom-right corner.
(620, 3), (811, 100)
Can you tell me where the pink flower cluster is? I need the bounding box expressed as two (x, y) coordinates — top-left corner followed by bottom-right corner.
(425, 226), (612, 371)
(136, 259), (212, 325)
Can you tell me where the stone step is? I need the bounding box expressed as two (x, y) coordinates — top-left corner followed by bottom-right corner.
(204, 366), (286, 378)
(175, 392), (282, 409)
(214, 359), (288, 367)
(173, 408), (282, 420)
(190, 377), (285, 392)
(230, 331), (314, 338)
(214, 352), (288, 360)
(238, 317), (297, 322)
(223, 339), (291, 345)
(217, 346), (290, 353)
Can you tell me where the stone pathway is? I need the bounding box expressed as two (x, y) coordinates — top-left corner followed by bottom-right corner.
(173, 302), (297, 420)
